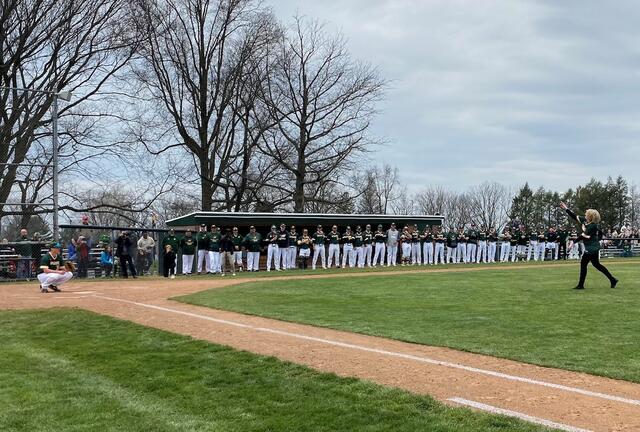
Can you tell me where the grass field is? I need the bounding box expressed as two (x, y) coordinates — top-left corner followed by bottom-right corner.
(0, 309), (553, 432)
(177, 261), (640, 383)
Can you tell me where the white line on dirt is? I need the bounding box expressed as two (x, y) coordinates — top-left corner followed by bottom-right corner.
(92, 294), (640, 407)
(447, 397), (593, 432)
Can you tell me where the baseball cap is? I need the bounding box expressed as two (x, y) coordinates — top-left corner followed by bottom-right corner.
(51, 242), (61, 249)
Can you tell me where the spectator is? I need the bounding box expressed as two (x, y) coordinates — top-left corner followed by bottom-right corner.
(15, 228), (32, 279)
(220, 228), (236, 276)
(100, 246), (114, 277)
(163, 244), (176, 279)
(115, 231), (137, 278)
(137, 231), (155, 275)
(67, 238), (77, 262)
(76, 236), (90, 278)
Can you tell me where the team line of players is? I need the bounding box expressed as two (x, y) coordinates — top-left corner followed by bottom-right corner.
(168, 222), (582, 274)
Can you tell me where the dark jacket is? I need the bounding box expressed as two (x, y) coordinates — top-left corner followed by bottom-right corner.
(115, 235), (133, 256)
(220, 235), (234, 252)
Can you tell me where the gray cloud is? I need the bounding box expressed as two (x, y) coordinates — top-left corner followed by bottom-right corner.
(269, 0), (640, 192)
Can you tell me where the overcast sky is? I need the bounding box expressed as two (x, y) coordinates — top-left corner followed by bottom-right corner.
(269, 0), (640, 192)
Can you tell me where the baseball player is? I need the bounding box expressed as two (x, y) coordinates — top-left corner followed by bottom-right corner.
(266, 225), (279, 271)
(410, 225), (421, 265)
(327, 225), (341, 268)
(208, 225), (222, 273)
(179, 230), (196, 275)
(476, 226), (487, 263)
(37, 243), (74, 293)
(433, 227), (446, 264)
(196, 224), (210, 274)
(386, 223), (399, 266)
(363, 224), (373, 267)
(354, 226), (365, 268)
(231, 227), (244, 271)
(527, 228), (538, 261)
(288, 225), (298, 270)
(312, 225), (327, 270)
(487, 227), (498, 263)
(557, 226), (569, 260)
(341, 226), (355, 268)
(456, 227), (467, 264)
(400, 226), (411, 266)
(515, 226), (528, 262)
(546, 227), (558, 260)
(536, 227), (547, 261)
(297, 228), (312, 269)
(499, 228), (511, 262)
(276, 224), (289, 270)
(243, 226), (262, 271)
(372, 224), (386, 267)
(445, 228), (458, 263)
(422, 226), (434, 265)
(465, 223), (478, 263)
(568, 230), (580, 259)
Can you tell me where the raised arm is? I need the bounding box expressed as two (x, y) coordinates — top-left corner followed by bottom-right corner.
(560, 202), (581, 223)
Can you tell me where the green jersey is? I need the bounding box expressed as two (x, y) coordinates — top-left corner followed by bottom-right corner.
(231, 234), (243, 251)
(446, 232), (458, 248)
(297, 235), (312, 250)
(363, 231), (373, 245)
(243, 233), (262, 253)
(354, 232), (364, 247)
(374, 231), (386, 243)
(180, 236), (197, 255)
(313, 231), (326, 245)
(40, 252), (64, 271)
(466, 229), (479, 244)
(196, 232), (210, 248)
(328, 232), (341, 245)
(163, 235), (180, 252)
(208, 233), (221, 252)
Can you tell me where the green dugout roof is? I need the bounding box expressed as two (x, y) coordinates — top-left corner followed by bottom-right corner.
(166, 212), (444, 230)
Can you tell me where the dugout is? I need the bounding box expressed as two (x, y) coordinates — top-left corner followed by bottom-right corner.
(166, 212), (444, 233)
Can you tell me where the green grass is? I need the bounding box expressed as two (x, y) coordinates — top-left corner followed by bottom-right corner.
(177, 261), (640, 383)
(0, 309), (553, 432)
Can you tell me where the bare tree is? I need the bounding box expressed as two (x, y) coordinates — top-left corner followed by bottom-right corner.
(260, 16), (385, 212)
(356, 165), (402, 214)
(0, 0), (137, 223)
(130, 0), (280, 211)
(467, 181), (511, 229)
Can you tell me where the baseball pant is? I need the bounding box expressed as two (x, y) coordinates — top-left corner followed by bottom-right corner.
(342, 244), (355, 268)
(423, 242), (434, 265)
(234, 251), (243, 267)
(197, 249), (210, 273)
(500, 243), (510, 262)
(38, 271), (73, 289)
(278, 247), (289, 270)
(487, 242), (497, 263)
(401, 243), (411, 263)
(312, 244), (326, 269)
(536, 242), (546, 261)
(446, 246), (457, 263)
(288, 246), (297, 269)
(411, 243), (421, 264)
(247, 252), (260, 271)
(208, 251), (220, 273)
(364, 244), (373, 266)
(456, 244), (467, 263)
(476, 241), (487, 263)
(355, 246), (365, 268)
(434, 243), (445, 264)
(182, 254), (194, 275)
(547, 242), (558, 260)
(569, 243), (579, 259)
(467, 243), (477, 263)
(527, 241), (538, 261)
(387, 245), (398, 266)
(327, 244), (340, 268)
(267, 244), (279, 270)
(373, 243), (386, 266)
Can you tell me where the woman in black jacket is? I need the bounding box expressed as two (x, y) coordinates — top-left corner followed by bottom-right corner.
(115, 231), (137, 279)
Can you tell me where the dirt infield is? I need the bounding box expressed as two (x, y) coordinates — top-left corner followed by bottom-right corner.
(2, 267), (639, 432)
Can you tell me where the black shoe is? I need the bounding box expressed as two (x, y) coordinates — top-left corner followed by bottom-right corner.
(611, 278), (619, 289)
(40, 285), (48, 293)
(49, 285), (61, 292)
(573, 285), (585, 290)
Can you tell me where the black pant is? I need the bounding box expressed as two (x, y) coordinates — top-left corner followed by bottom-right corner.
(163, 261), (175, 277)
(578, 252), (615, 287)
(119, 255), (137, 278)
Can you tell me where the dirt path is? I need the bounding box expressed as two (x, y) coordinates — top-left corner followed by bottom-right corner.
(2, 267), (639, 432)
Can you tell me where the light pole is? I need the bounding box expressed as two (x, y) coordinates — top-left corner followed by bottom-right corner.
(1, 86), (72, 242)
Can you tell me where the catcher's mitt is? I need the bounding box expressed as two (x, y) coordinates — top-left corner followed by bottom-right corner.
(64, 261), (76, 272)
